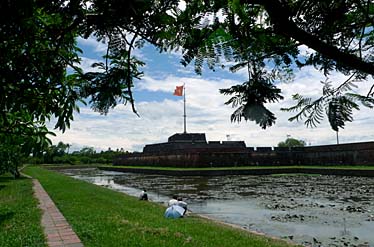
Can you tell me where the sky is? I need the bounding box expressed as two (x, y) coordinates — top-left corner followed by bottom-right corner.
(47, 36), (374, 152)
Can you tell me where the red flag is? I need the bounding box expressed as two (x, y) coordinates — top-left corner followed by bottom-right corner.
(173, 85), (183, 96)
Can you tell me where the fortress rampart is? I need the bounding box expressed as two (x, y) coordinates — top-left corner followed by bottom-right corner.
(113, 133), (374, 167)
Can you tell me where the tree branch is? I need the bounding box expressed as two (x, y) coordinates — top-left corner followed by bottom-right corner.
(125, 33), (139, 116)
(367, 84), (374, 97)
(243, 0), (374, 75)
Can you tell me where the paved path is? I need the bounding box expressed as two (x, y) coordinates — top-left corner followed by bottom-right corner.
(33, 179), (84, 247)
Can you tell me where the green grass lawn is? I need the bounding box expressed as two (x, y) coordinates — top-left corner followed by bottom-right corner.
(24, 166), (295, 247)
(0, 173), (46, 247)
(38, 163), (109, 169)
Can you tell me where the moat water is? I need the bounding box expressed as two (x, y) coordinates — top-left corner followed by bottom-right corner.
(61, 168), (374, 247)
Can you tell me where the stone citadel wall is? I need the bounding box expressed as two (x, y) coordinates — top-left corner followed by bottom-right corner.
(114, 141), (374, 167)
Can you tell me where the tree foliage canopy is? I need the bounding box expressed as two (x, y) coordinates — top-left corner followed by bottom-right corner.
(1, 0), (374, 175)
(171, 0), (374, 129)
(278, 138), (306, 148)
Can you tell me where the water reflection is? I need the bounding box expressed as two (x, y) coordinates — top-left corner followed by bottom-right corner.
(61, 168), (374, 246)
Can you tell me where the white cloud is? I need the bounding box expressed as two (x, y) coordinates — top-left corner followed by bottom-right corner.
(78, 35), (147, 61)
(76, 57), (104, 73)
(298, 44), (316, 57)
(51, 43), (374, 152)
(78, 36), (107, 53)
(178, 1), (186, 11)
(51, 67), (373, 153)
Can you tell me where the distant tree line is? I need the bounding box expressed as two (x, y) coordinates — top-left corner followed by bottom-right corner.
(28, 142), (127, 165)
(278, 138), (306, 148)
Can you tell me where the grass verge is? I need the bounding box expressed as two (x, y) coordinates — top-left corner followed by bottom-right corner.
(0, 173), (46, 247)
(38, 163), (107, 169)
(24, 166), (294, 247)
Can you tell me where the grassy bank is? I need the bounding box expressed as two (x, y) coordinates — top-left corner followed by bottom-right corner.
(38, 163), (108, 169)
(0, 174), (46, 247)
(24, 166), (294, 247)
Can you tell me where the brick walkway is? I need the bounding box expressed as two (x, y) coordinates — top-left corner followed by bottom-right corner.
(33, 179), (84, 247)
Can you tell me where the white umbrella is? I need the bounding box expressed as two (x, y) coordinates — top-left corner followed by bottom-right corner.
(164, 205), (185, 219)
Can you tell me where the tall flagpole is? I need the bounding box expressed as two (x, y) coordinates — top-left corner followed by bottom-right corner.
(183, 83), (187, 133)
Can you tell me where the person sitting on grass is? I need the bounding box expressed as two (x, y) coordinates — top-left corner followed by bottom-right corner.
(139, 189), (148, 200)
(168, 195), (178, 206)
(177, 197), (188, 215)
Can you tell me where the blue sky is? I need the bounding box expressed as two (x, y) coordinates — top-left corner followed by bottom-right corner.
(48, 36), (374, 152)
